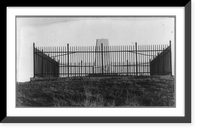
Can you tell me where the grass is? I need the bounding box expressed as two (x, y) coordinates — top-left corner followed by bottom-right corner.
(16, 75), (175, 107)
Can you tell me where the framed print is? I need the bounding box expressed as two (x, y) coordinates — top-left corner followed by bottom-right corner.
(3, 2), (191, 123)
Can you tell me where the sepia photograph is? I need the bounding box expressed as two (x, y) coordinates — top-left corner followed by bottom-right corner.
(16, 16), (175, 107)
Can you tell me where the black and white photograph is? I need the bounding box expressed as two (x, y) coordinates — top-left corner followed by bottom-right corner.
(16, 16), (175, 107)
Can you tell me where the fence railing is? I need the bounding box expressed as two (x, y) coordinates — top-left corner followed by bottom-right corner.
(33, 41), (172, 78)
(33, 43), (59, 77)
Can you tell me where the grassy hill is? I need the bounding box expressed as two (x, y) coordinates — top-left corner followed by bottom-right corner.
(16, 75), (175, 107)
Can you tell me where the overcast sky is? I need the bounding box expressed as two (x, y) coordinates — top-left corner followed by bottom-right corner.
(17, 17), (175, 82)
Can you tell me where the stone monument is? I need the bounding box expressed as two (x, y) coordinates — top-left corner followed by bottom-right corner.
(94, 39), (110, 74)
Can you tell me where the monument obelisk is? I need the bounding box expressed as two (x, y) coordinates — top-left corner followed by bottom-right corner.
(94, 39), (110, 74)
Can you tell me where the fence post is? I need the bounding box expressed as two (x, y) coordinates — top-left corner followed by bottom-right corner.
(33, 43), (35, 78)
(67, 43), (69, 77)
(169, 40), (172, 75)
(135, 42), (138, 76)
(101, 43), (104, 76)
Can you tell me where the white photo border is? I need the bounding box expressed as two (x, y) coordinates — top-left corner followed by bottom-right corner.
(5, 4), (191, 123)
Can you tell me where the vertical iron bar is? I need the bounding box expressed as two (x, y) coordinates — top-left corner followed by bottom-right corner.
(159, 45), (161, 75)
(82, 47), (84, 76)
(135, 42), (138, 76)
(116, 46), (117, 74)
(41, 49), (43, 77)
(92, 46), (94, 74)
(122, 45), (123, 75)
(61, 46), (63, 77)
(151, 45), (153, 75)
(57, 47), (58, 76)
(126, 45), (128, 75)
(92, 46), (94, 75)
(115, 46), (116, 74)
(79, 62), (80, 77)
(169, 40), (172, 75)
(157, 45), (159, 75)
(123, 46), (125, 75)
(56, 46), (58, 77)
(43, 47), (45, 77)
(67, 43), (69, 77)
(75, 62), (76, 77)
(120, 46), (122, 75)
(101, 43), (103, 76)
(148, 45), (150, 75)
(153, 45), (155, 75)
(117, 46), (119, 75)
(142, 45), (144, 75)
(127, 59), (128, 76)
(85, 46), (87, 76)
(109, 45), (111, 75)
(70, 46), (72, 77)
(89, 46), (90, 76)
(50, 47), (52, 77)
(149, 45), (152, 75)
(88, 46), (89, 76)
(85, 47), (87, 76)
(51, 47), (53, 77)
(33, 43), (35, 78)
(129, 45), (131, 75)
(127, 45), (128, 75)
(114, 46), (116, 74)
(163, 46), (165, 75)
(114, 46), (115, 74)
(133, 45), (134, 75)
(150, 45), (154, 75)
(66, 46), (68, 77)
(138, 45), (140, 76)
(119, 46), (121, 75)
(123, 45), (124, 75)
(65, 46), (66, 76)
(77, 46), (78, 77)
(146, 45), (148, 75)
(154, 45), (156, 75)
(59, 46), (60, 77)
(81, 60), (82, 77)
(74, 46), (76, 77)
(143, 45), (145, 75)
(117, 46), (118, 75)
(55, 46), (57, 77)
(54, 46), (56, 77)
(139, 45), (141, 76)
(141, 45), (142, 75)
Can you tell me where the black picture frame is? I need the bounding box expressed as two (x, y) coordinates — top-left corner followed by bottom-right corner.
(2, 1), (191, 123)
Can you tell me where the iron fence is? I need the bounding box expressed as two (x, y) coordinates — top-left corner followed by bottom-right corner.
(33, 41), (172, 78)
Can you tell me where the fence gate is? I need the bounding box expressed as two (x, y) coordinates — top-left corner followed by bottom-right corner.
(33, 41), (172, 78)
